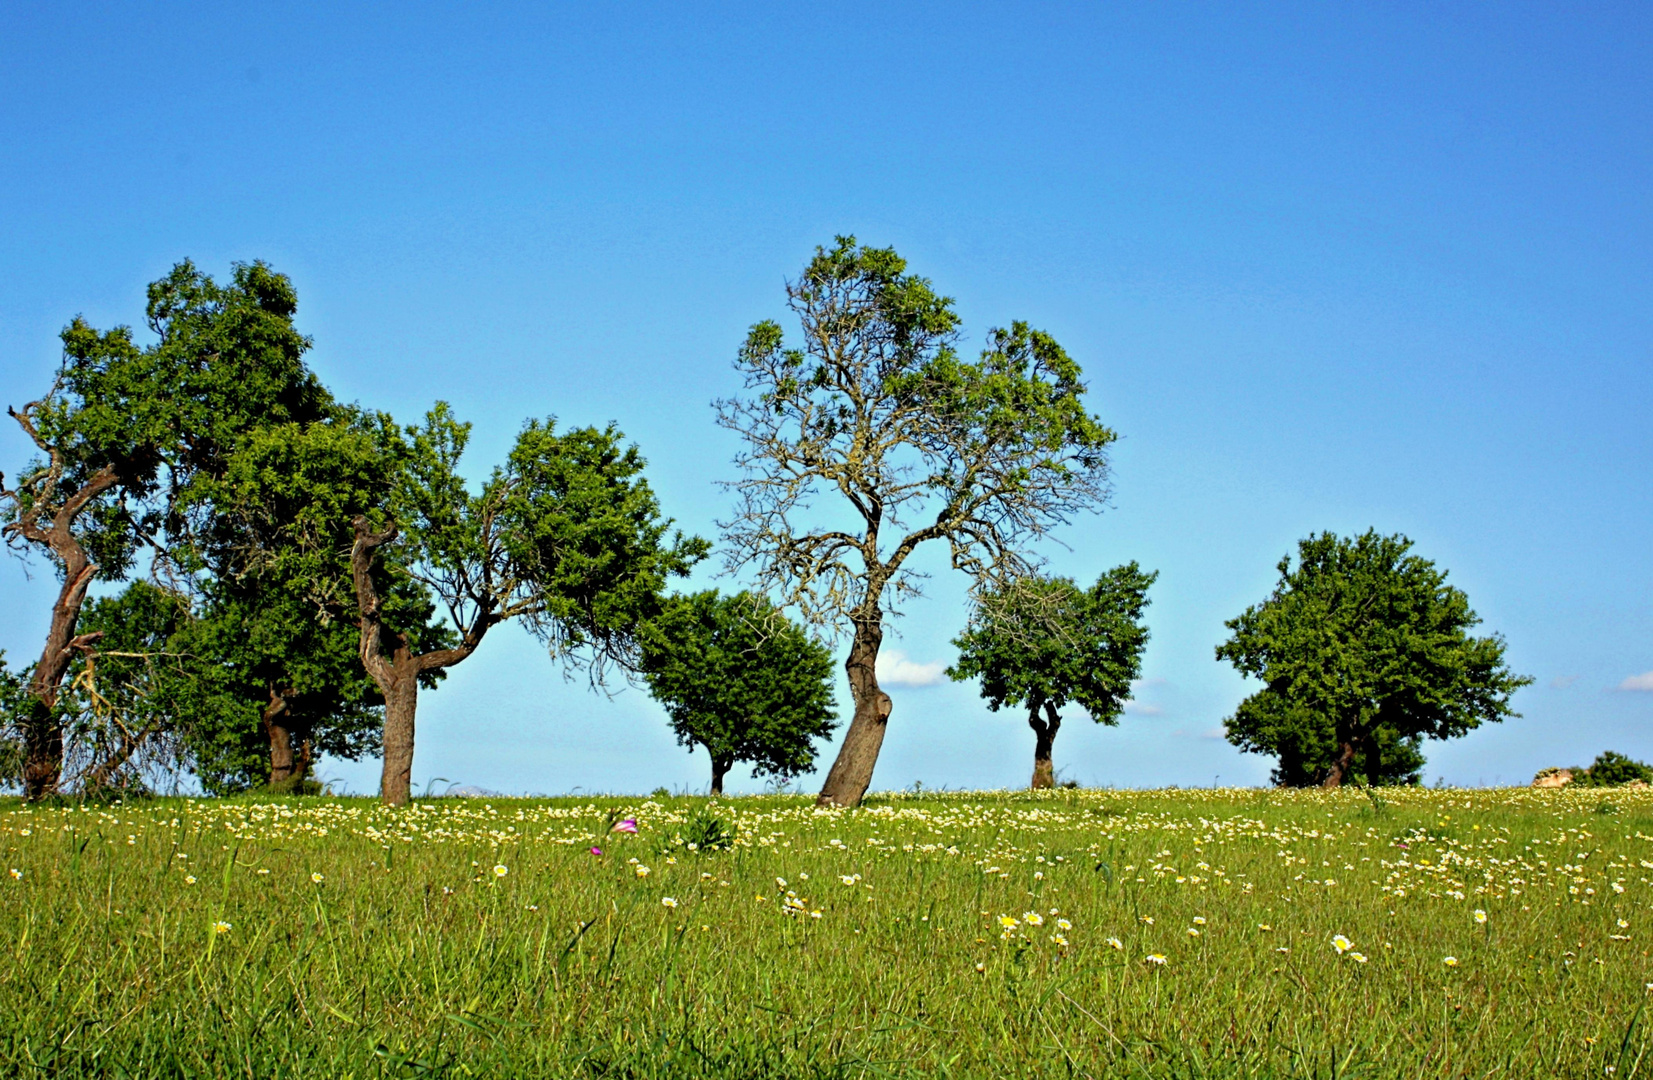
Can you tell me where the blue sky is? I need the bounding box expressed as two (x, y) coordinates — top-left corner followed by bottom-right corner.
(2, 2), (1648, 794)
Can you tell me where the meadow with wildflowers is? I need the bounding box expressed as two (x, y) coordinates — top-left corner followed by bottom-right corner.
(4, 786), (1653, 1077)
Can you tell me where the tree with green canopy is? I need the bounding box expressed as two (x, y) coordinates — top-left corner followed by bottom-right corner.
(717, 237), (1116, 807)
(1, 260), (327, 799)
(639, 590), (838, 794)
(192, 412), (450, 791)
(1217, 530), (1530, 788)
(1227, 689), (1425, 787)
(351, 406), (708, 804)
(949, 564), (1154, 789)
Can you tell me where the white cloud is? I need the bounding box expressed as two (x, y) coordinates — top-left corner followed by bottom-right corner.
(876, 650), (948, 688)
(1550, 675), (1580, 690)
(1123, 700), (1165, 716)
(1618, 671), (1653, 692)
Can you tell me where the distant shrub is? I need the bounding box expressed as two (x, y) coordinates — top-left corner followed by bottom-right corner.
(1576, 751), (1653, 788)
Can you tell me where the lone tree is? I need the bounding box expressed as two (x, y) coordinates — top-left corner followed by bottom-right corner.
(950, 564), (1154, 789)
(718, 237), (1115, 806)
(352, 405), (707, 805)
(1, 261), (325, 799)
(1217, 530), (1530, 788)
(640, 590), (837, 794)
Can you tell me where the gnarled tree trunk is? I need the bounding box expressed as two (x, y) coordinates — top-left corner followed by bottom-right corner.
(1322, 722), (1364, 788)
(9, 457), (119, 801)
(816, 615), (891, 807)
(351, 516), (485, 807)
(262, 687), (298, 787)
(1028, 700), (1062, 790)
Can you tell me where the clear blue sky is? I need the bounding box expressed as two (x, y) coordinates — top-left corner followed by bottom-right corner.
(2, 3), (1648, 794)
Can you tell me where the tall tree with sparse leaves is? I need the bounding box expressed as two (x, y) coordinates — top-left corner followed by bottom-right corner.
(950, 564), (1154, 789)
(1217, 530), (1530, 788)
(640, 590), (838, 794)
(718, 237), (1116, 807)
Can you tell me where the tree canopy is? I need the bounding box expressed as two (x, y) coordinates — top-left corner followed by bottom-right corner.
(2, 260), (329, 799)
(717, 236), (1116, 806)
(950, 564), (1154, 788)
(1217, 530), (1530, 788)
(640, 590), (838, 794)
(351, 406), (708, 804)
(198, 412), (450, 791)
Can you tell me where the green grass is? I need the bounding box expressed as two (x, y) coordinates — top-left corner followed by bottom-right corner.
(4, 786), (1652, 1077)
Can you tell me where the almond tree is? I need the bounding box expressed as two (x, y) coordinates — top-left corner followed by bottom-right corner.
(351, 406), (707, 805)
(717, 237), (1116, 806)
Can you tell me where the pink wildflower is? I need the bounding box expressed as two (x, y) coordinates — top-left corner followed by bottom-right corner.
(611, 819), (638, 834)
(590, 846), (603, 856)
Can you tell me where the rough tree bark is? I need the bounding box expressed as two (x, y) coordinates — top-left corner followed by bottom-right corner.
(816, 615), (893, 807)
(262, 687), (297, 786)
(1028, 700), (1062, 790)
(3, 404), (120, 799)
(351, 517), (484, 806)
(1322, 721), (1364, 788)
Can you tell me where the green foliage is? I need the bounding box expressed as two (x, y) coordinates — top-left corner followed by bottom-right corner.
(53, 582), (219, 793)
(141, 260), (329, 496)
(1240, 690), (1427, 787)
(718, 235), (1116, 631)
(678, 806), (736, 852)
(45, 259), (329, 575)
(0, 654), (27, 788)
(949, 564), (1156, 724)
(498, 419), (712, 671)
(640, 590), (837, 788)
(384, 406), (709, 677)
(1575, 751), (1653, 788)
(201, 410), (451, 770)
(1218, 530), (1530, 786)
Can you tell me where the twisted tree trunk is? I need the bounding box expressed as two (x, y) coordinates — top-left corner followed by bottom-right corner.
(816, 614), (891, 808)
(1322, 719), (1364, 789)
(351, 516), (485, 806)
(262, 687), (299, 787)
(8, 455), (119, 801)
(1028, 700), (1062, 790)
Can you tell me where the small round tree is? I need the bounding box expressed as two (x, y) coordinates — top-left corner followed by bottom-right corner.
(949, 564), (1155, 789)
(640, 590), (838, 794)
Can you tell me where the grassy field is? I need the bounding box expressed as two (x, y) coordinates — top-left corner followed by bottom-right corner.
(3, 786), (1652, 1078)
